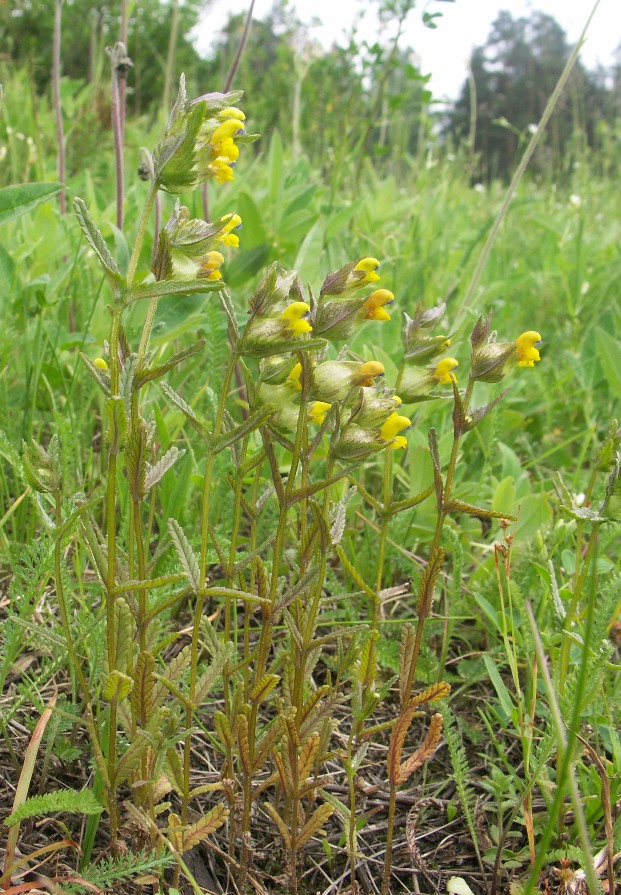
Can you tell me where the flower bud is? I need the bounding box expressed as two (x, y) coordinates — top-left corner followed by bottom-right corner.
(320, 257), (381, 298)
(311, 360), (385, 404)
(348, 389), (402, 428)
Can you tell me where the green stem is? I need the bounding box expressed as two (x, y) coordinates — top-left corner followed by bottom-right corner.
(181, 350), (237, 825)
(126, 178), (158, 286)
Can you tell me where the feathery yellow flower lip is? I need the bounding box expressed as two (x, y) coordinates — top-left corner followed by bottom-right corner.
(516, 331), (542, 367)
(434, 357), (459, 384)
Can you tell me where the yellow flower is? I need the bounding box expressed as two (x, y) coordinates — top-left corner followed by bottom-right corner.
(210, 117), (245, 147)
(94, 357), (108, 371)
(357, 360), (385, 387)
(308, 401), (331, 424)
(363, 289), (394, 321)
(380, 412), (411, 448)
(280, 301), (313, 335)
(219, 107), (246, 121)
(287, 362), (303, 390)
(201, 250), (225, 281)
(354, 257), (381, 285)
(516, 331), (542, 367)
(217, 213), (242, 248)
(434, 357), (459, 384)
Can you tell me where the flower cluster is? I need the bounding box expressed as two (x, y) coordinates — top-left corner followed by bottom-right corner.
(149, 201), (242, 283)
(153, 76), (258, 193)
(311, 258), (396, 341)
(242, 258), (412, 459)
(398, 303), (458, 403)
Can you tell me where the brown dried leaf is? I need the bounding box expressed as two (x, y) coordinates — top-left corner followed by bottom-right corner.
(296, 802), (334, 848)
(180, 803), (229, 851)
(398, 713), (443, 785)
(264, 802), (291, 850)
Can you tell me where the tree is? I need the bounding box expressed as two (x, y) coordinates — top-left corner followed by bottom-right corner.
(447, 11), (614, 180)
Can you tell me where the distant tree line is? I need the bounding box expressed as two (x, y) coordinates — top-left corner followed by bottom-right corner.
(2, 0), (620, 180)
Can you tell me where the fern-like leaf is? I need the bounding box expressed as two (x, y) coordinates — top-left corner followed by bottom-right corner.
(5, 788), (102, 827)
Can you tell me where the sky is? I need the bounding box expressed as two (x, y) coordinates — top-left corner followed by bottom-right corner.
(193, 0), (620, 100)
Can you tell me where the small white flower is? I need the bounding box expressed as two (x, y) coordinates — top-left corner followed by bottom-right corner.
(581, 281), (590, 295)
(473, 183), (485, 193)
(527, 123), (538, 135)
(569, 194), (582, 208)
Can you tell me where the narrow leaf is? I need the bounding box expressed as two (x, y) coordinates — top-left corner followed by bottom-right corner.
(168, 519), (200, 590)
(0, 182), (63, 226)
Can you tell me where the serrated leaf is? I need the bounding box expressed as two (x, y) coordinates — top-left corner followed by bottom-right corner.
(131, 652), (156, 727)
(73, 197), (124, 288)
(264, 802), (291, 849)
(444, 499), (516, 520)
(128, 277), (221, 304)
(103, 670), (133, 702)
(250, 674), (281, 704)
(397, 713), (443, 784)
(126, 419), (148, 502)
(213, 405), (275, 455)
(0, 182), (63, 226)
(5, 788), (102, 827)
(296, 802), (334, 848)
(145, 446), (185, 492)
(105, 396), (127, 455)
(135, 340), (205, 389)
(168, 519), (200, 590)
(416, 546), (444, 617)
(160, 382), (211, 440)
(179, 803), (229, 850)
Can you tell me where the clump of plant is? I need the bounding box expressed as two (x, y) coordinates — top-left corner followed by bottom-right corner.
(5, 74), (545, 894)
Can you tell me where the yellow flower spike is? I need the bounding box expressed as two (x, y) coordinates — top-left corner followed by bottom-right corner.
(363, 288), (395, 321)
(516, 331), (542, 367)
(210, 118), (245, 145)
(219, 107), (246, 121)
(287, 362), (303, 390)
(308, 401), (332, 425)
(434, 357), (459, 384)
(280, 301), (313, 335)
(380, 412), (411, 443)
(94, 357), (108, 371)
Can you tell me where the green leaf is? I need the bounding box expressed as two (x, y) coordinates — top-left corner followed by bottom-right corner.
(482, 654), (516, 719)
(128, 277), (221, 304)
(0, 182), (63, 226)
(5, 789), (102, 827)
(294, 219), (326, 284)
(595, 327), (621, 400)
(73, 197), (124, 288)
(268, 130), (284, 206)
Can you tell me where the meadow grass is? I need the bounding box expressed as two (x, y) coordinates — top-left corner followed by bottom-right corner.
(0, 58), (620, 895)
